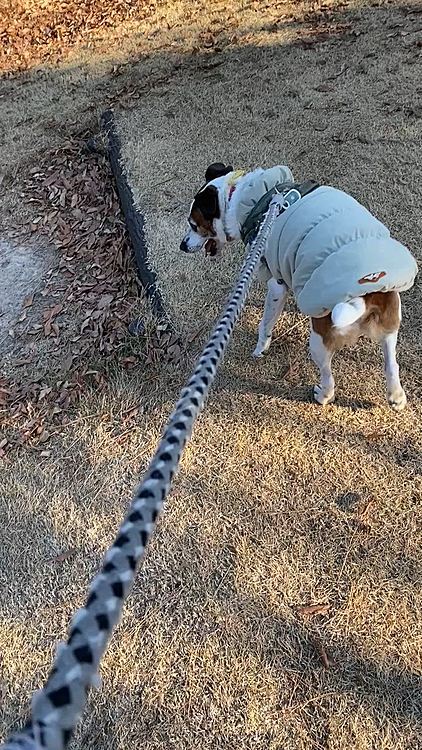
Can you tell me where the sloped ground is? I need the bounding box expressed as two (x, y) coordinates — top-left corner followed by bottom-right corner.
(1, 1), (422, 750)
(119, 0), (422, 337)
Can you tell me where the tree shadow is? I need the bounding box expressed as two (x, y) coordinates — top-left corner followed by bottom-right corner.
(2, 1), (422, 746)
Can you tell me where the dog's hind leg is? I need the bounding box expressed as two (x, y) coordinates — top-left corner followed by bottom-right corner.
(309, 327), (335, 405)
(253, 278), (288, 357)
(382, 330), (407, 411)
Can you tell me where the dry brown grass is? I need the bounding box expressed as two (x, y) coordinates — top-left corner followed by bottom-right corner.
(118, 0), (422, 336)
(1, 1), (422, 749)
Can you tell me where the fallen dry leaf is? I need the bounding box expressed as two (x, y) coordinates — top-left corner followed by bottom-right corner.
(312, 637), (334, 669)
(122, 405), (139, 422)
(37, 430), (51, 444)
(284, 362), (301, 384)
(49, 548), (77, 564)
(122, 356), (137, 368)
(296, 603), (331, 618)
(314, 83), (334, 92)
(356, 496), (377, 528)
(328, 62), (347, 78)
(38, 387), (52, 400)
(365, 430), (384, 441)
(97, 293), (114, 309)
(61, 354), (74, 372)
(80, 318), (91, 334)
(44, 303), (63, 321)
(23, 294), (35, 308)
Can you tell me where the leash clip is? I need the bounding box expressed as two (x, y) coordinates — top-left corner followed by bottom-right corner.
(270, 187), (302, 216)
(270, 193), (287, 215)
(281, 188), (301, 211)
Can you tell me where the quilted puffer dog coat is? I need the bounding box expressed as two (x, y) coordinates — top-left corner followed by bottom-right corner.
(235, 169), (418, 317)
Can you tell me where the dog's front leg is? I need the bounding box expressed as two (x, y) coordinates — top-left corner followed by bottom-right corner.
(253, 278), (288, 358)
(309, 327), (335, 405)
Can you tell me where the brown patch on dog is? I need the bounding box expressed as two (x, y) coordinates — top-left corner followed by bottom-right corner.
(312, 292), (401, 351)
(191, 184), (220, 224)
(190, 207), (216, 237)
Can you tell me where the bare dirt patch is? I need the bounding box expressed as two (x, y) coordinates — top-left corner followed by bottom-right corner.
(0, 239), (53, 355)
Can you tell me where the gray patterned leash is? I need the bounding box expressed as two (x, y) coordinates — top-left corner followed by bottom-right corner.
(1, 198), (281, 750)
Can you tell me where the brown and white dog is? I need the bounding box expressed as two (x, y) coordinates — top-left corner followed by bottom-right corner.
(180, 163), (414, 410)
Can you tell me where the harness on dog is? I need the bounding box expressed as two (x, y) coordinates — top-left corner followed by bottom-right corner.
(227, 169), (246, 187)
(241, 179), (320, 246)
(227, 169), (246, 201)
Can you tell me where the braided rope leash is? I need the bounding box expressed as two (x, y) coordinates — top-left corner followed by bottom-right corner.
(1, 199), (280, 750)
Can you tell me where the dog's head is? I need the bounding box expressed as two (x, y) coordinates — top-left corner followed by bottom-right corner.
(180, 162), (234, 256)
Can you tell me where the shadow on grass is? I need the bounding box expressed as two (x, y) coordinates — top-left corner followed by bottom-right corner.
(1, 1), (422, 746)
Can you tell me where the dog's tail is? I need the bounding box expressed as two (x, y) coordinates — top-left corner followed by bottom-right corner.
(331, 297), (366, 328)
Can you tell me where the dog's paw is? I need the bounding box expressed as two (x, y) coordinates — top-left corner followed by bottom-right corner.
(313, 385), (335, 406)
(252, 337), (271, 358)
(388, 388), (407, 412)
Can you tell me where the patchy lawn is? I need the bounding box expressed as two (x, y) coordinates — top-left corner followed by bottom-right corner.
(1, 1), (421, 749)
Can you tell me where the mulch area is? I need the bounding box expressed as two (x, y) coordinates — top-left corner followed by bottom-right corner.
(0, 138), (179, 459)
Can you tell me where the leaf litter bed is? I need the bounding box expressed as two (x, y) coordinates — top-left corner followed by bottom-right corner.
(0, 138), (181, 459)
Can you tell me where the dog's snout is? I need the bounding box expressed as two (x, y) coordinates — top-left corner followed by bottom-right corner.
(180, 239), (189, 253)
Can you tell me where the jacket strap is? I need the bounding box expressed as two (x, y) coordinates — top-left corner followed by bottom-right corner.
(241, 179), (319, 246)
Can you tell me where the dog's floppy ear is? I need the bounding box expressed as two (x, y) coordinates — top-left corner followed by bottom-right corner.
(205, 162), (233, 183)
(194, 185), (220, 220)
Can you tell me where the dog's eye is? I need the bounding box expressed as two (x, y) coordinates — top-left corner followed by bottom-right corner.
(188, 219), (198, 232)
